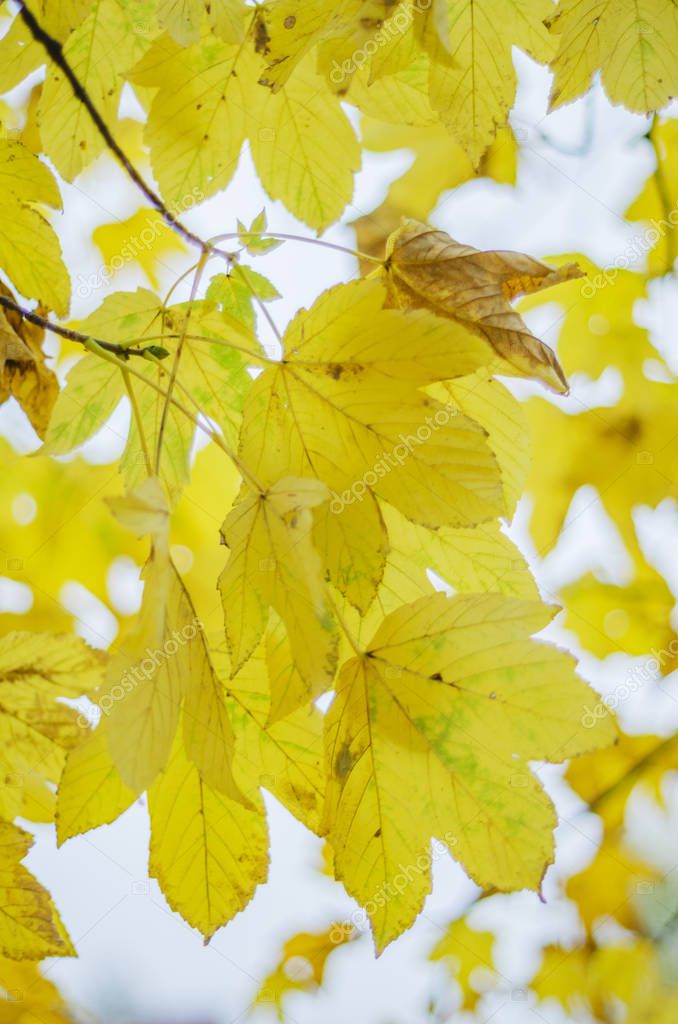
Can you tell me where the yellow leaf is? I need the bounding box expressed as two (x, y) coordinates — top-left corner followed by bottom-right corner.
(215, 641), (327, 834)
(313, 491), (388, 615)
(566, 732), (678, 830)
(0, 140), (69, 315)
(525, 376), (678, 558)
(518, 255), (653, 381)
(149, 730), (268, 941)
(218, 477), (338, 690)
(39, 0), (157, 181)
(0, 631), (104, 824)
(33, 1), (92, 40)
(547, 0), (678, 114)
(415, 0), (555, 163)
(0, 821), (74, 959)
(0, 289), (58, 439)
(430, 919), (497, 1010)
(384, 218), (582, 393)
(432, 372), (529, 516)
(248, 59), (361, 233)
(560, 570), (678, 662)
(256, 924), (355, 1016)
(349, 48), (437, 126)
(240, 277), (503, 530)
(381, 503), (539, 601)
(157, 0), (247, 44)
(42, 290), (256, 503)
(0, 16), (45, 94)
(324, 592), (616, 951)
(92, 210), (187, 290)
(106, 559), (242, 797)
(132, 32), (248, 207)
(357, 119), (516, 223)
(56, 722), (138, 846)
(105, 476), (170, 546)
(0, 956), (72, 1023)
(254, 0), (406, 92)
(566, 837), (660, 933)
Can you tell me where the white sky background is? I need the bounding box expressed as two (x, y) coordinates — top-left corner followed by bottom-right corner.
(2, 34), (678, 1024)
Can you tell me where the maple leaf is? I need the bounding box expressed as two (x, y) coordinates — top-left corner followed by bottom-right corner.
(565, 732), (678, 831)
(353, 121), (517, 270)
(566, 837), (661, 934)
(413, 0), (555, 163)
(237, 210), (283, 255)
(239, 277), (504, 534)
(39, 0), (157, 181)
(0, 820), (74, 959)
(133, 38), (361, 231)
(518, 253), (654, 382)
(323, 592), (616, 952)
(383, 219), (583, 394)
(626, 117), (678, 276)
(103, 551), (244, 796)
(547, 0), (678, 114)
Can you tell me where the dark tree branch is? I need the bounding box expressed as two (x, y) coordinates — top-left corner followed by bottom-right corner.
(0, 294), (152, 358)
(17, 1), (209, 254)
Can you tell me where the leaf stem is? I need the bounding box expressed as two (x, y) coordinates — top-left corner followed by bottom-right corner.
(155, 254), (209, 473)
(142, 350), (265, 493)
(210, 231), (383, 265)
(232, 263), (284, 345)
(122, 369), (152, 475)
(324, 588), (363, 657)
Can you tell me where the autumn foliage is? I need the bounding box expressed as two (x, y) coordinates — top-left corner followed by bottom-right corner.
(1, 1), (677, 1020)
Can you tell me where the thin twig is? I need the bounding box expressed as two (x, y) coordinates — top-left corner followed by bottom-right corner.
(0, 294), (149, 357)
(210, 231), (383, 264)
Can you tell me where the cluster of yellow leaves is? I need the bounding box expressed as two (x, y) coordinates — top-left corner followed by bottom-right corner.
(0, 631), (105, 959)
(0, 0), (672, 288)
(0, 212), (617, 958)
(337, 110), (678, 1022)
(2, 0), (676, 997)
